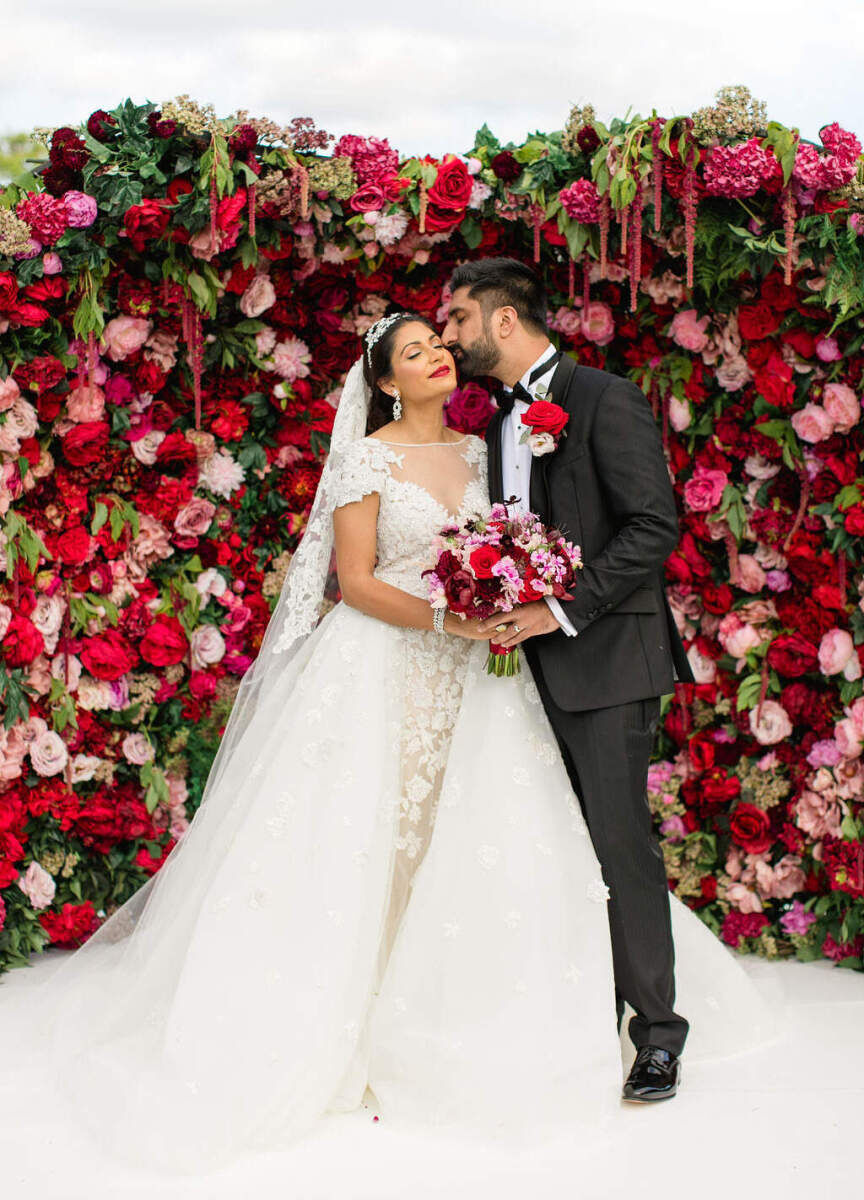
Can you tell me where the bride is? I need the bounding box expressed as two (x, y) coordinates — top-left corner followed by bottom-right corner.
(0, 311), (778, 1176)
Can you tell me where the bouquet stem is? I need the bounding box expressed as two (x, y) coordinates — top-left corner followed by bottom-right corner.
(486, 644), (521, 677)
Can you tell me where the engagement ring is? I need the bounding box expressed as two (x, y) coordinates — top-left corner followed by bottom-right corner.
(495, 623), (507, 633)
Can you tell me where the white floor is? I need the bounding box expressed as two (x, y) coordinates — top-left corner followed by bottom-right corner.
(1, 949), (860, 1198)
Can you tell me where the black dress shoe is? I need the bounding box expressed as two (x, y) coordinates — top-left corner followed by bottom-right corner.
(621, 1045), (681, 1102)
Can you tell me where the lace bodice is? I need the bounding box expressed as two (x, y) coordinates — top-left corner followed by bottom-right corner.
(331, 434), (490, 599)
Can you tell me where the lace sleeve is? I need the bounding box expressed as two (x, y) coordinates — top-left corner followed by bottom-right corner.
(330, 438), (392, 510)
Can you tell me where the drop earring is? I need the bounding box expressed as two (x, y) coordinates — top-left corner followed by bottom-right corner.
(392, 388), (402, 421)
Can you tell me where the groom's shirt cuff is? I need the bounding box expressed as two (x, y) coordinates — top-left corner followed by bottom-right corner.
(545, 596), (578, 636)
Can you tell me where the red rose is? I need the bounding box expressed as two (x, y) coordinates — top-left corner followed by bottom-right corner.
(737, 302), (781, 340)
(140, 615), (189, 667)
(62, 420), (110, 466)
(427, 156), (473, 213)
(38, 900), (100, 948)
(122, 198), (170, 252)
(469, 545), (503, 579)
(1, 614), (45, 666)
(766, 631), (819, 677)
(729, 802), (773, 853)
(166, 177), (193, 205)
(781, 328), (815, 359)
(0, 272), (19, 310)
(760, 274), (798, 311)
(56, 525), (93, 565)
(349, 182), (386, 213)
(753, 360), (795, 409)
(80, 628), (139, 680)
(24, 277), (66, 304)
(9, 301), (50, 327)
(700, 582), (734, 614)
(844, 504), (864, 537)
(521, 399), (569, 437)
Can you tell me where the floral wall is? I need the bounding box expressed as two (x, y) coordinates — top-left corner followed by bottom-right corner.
(1, 87), (863, 975)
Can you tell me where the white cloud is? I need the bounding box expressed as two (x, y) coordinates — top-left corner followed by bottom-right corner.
(1, 0), (862, 155)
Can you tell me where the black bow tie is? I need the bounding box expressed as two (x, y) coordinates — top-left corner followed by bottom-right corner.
(496, 350), (562, 415)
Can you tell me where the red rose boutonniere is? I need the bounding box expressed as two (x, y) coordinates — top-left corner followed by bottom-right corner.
(519, 387), (569, 456)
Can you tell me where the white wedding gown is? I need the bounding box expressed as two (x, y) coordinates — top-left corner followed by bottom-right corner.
(0, 433), (779, 1176)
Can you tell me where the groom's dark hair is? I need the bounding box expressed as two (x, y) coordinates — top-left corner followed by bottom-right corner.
(448, 257), (548, 334)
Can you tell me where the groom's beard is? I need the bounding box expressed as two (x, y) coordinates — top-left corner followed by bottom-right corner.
(451, 330), (500, 379)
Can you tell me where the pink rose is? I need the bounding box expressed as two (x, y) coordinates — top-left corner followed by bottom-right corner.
(29, 729), (68, 776)
(749, 700), (793, 745)
(822, 382), (860, 434)
(818, 627), (855, 675)
(668, 394), (691, 432)
(794, 789), (844, 838)
(580, 301), (615, 346)
(102, 314), (152, 361)
(715, 354), (752, 391)
(669, 309), (710, 352)
(189, 624), (226, 670)
(683, 464), (728, 512)
(815, 336), (841, 362)
(239, 273), (276, 318)
(0, 375), (21, 412)
(735, 553), (766, 594)
(63, 190), (98, 228)
(717, 612), (763, 658)
(66, 383), (105, 423)
(121, 732), (155, 765)
(174, 497), (216, 538)
(42, 252), (63, 275)
(16, 861), (56, 910)
(791, 402), (833, 443)
(725, 882), (763, 913)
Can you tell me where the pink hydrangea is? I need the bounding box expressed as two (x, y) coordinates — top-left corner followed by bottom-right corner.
(558, 179), (600, 223)
(15, 191), (69, 245)
(333, 134), (400, 187)
(703, 138), (778, 198)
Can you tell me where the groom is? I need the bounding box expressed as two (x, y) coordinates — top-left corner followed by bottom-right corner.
(442, 256), (696, 1103)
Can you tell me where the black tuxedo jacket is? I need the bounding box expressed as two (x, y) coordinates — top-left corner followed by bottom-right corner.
(486, 352), (695, 711)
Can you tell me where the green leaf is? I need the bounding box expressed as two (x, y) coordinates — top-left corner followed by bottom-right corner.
(91, 501), (109, 535)
(736, 673), (763, 712)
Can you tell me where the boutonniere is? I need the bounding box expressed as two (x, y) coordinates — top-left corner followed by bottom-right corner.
(519, 385), (569, 457)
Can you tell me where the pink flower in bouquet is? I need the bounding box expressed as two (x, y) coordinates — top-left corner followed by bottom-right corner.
(794, 788), (844, 839)
(16, 861), (56, 910)
(558, 179), (601, 223)
(239, 273), (276, 317)
(822, 382), (860, 434)
(683, 464), (727, 512)
(102, 314), (152, 361)
(333, 134), (400, 186)
(735, 553), (766, 594)
(121, 732), (155, 765)
(42, 251), (63, 274)
(790, 402), (833, 444)
(670, 309), (710, 352)
(668, 394), (691, 432)
(173, 497), (216, 538)
(63, 190), (98, 228)
(580, 300), (615, 345)
(190, 624), (226, 670)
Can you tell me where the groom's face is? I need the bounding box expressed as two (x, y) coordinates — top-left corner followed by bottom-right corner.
(441, 286), (501, 378)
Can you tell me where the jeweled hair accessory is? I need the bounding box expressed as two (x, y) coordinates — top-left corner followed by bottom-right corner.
(365, 311), (409, 364)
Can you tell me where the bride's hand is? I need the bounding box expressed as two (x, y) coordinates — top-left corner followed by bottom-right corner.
(443, 612), (495, 640)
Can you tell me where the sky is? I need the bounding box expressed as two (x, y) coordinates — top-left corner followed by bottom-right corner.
(2, 0), (863, 158)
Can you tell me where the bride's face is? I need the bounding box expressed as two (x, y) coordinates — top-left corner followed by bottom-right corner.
(381, 322), (456, 406)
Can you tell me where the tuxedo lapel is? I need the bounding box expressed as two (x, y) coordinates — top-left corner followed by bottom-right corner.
(485, 408), (505, 504)
(527, 352), (576, 522)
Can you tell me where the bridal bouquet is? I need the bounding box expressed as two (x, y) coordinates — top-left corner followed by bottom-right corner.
(423, 503), (582, 676)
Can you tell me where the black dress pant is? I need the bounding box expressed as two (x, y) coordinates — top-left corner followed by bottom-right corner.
(525, 647), (690, 1056)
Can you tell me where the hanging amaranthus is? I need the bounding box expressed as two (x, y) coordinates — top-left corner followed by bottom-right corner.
(582, 251), (591, 311)
(418, 177), (428, 234)
(628, 172), (644, 313)
(651, 119), (665, 233)
(619, 199), (628, 258)
(782, 184), (796, 285)
(294, 164), (310, 219)
(783, 461), (812, 551)
(208, 133), (219, 249)
(568, 257), (575, 302)
(599, 192), (610, 278)
(682, 140), (699, 290)
(246, 151), (261, 239)
(531, 203), (544, 263)
(181, 296), (205, 430)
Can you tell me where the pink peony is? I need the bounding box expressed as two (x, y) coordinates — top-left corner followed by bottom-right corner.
(66, 383), (105, 423)
(822, 382), (860, 434)
(717, 612), (763, 658)
(818, 627), (855, 676)
(735, 553), (767, 594)
(63, 190), (98, 228)
(683, 464), (728, 512)
(239, 273), (276, 318)
(271, 336), (311, 381)
(791, 402), (833, 443)
(102, 314), (152, 361)
(42, 251), (63, 274)
(794, 788), (844, 839)
(16, 861), (56, 910)
(815, 336), (841, 362)
(580, 301), (615, 346)
(669, 309), (710, 352)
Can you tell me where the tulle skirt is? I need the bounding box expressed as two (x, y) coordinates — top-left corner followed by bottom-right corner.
(0, 602), (780, 1175)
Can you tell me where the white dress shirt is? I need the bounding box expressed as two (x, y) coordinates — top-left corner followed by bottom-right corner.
(500, 344), (578, 637)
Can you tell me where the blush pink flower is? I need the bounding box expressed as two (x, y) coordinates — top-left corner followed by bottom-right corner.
(791, 402), (833, 443)
(66, 383), (105, 423)
(580, 301), (615, 346)
(717, 612), (763, 658)
(748, 699), (793, 745)
(822, 382), (860, 434)
(794, 788), (844, 839)
(818, 627), (855, 676)
(0, 375), (21, 412)
(16, 861), (56, 910)
(173, 497), (216, 538)
(669, 309), (710, 352)
(683, 464), (728, 512)
(122, 732), (155, 765)
(102, 314), (152, 361)
(239, 273), (276, 318)
(29, 729), (68, 776)
(271, 336), (311, 381)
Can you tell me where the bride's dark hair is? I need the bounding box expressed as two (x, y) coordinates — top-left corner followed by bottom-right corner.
(362, 308), (438, 434)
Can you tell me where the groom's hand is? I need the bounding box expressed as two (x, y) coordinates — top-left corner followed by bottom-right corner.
(477, 601), (560, 648)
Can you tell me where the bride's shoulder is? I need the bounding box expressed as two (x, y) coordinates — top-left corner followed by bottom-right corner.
(462, 432), (488, 464)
